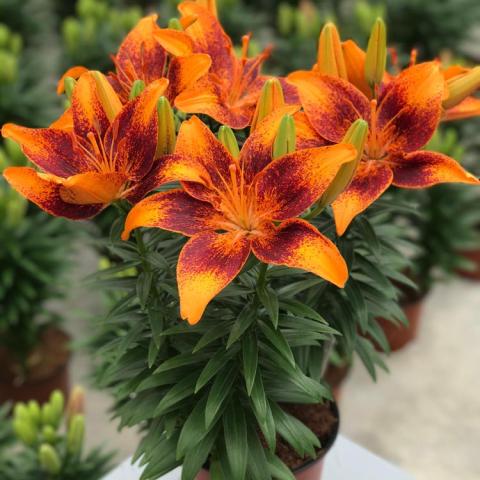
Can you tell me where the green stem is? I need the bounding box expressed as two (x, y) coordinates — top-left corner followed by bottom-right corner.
(304, 201), (325, 220)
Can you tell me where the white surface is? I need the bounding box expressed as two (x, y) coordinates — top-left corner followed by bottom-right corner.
(103, 435), (415, 480)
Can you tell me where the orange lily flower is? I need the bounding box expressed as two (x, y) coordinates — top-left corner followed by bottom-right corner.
(58, 15), (212, 105)
(289, 62), (480, 236)
(3, 71), (168, 219)
(121, 109), (357, 324)
(171, 1), (273, 129)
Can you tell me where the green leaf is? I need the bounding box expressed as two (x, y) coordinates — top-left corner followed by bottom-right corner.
(242, 331), (258, 396)
(226, 303), (256, 348)
(270, 403), (319, 458)
(257, 284), (279, 327)
(252, 399), (276, 452)
(265, 450), (296, 480)
(223, 400), (248, 480)
(148, 307), (165, 348)
(279, 299), (327, 323)
(344, 281), (368, 331)
(155, 351), (210, 374)
(154, 372), (198, 416)
(259, 322), (295, 367)
(246, 424), (271, 480)
(250, 370), (267, 421)
(137, 271), (153, 309)
(205, 363), (237, 429)
(195, 348), (234, 393)
(177, 395), (210, 458)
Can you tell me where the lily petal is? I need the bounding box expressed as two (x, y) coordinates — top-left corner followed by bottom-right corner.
(175, 115), (234, 202)
(115, 15), (167, 88)
(175, 77), (253, 129)
(104, 78), (169, 180)
(239, 105), (300, 183)
(377, 62), (444, 153)
(59, 171), (127, 205)
(166, 53), (211, 101)
(71, 72), (112, 139)
(3, 167), (103, 219)
(252, 219), (348, 288)
(287, 71), (370, 143)
(294, 111), (327, 150)
(56, 66), (88, 95)
(390, 151), (479, 188)
(342, 40), (371, 98)
(154, 28), (194, 57)
(178, 231), (251, 324)
(122, 189), (223, 240)
(1, 123), (83, 177)
(443, 96), (480, 121)
(332, 161), (393, 236)
(49, 108), (74, 132)
(255, 144), (357, 220)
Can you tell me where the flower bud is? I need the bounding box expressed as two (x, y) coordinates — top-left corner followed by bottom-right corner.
(5, 137), (25, 166)
(168, 18), (183, 30)
(92, 71), (122, 122)
(13, 419), (37, 446)
(41, 403), (60, 429)
(67, 414), (85, 456)
(129, 79), (145, 100)
(28, 400), (42, 426)
(50, 390), (65, 421)
(278, 3), (294, 36)
(251, 78), (285, 131)
(316, 22), (347, 79)
(156, 96), (176, 157)
(66, 385), (85, 423)
(39, 444), (62, 475)
(0, 24), (9, 48)
(0, 51), (17, 84)
(273, 114), (296, 159)
(218, 126), (240, 158)
(319, 119), (368, 207)
(14, 402), (30, 422)
(443, 67), (480, 109)
(42, 425), (57, 444)
(365, 18), (387, 87)
(9, 33), (22, 55)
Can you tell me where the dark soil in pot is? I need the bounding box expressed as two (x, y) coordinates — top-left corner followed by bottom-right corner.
(0, 327), (71, 405)
(196, 401), (339, 480)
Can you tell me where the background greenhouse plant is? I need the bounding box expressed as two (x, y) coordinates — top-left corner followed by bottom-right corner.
(0, 389), (114, 480)
(0, 142), (73, 375)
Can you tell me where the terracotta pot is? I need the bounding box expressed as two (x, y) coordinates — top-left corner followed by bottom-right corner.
(457, 248), (480, 280)
(196, 402), (339, 480)
(324, 362), (351, 402)
(377, 297), (424, 352)
(0, 327), (71, 405)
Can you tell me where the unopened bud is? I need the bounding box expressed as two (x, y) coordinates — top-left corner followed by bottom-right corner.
(218, 126), (240, 159)
(14, 402), (30, 422)
(129, 79), (145, 100)
(66, 386), (85, 423)
(64, 76), (76, 100)
(156, 97), (176, 157)
(41, 403), (60, 429)
(443, 66), (480, 109)
(50, 390), (64, 421)
(28, 400), (42, 426)
(278, 3), (294, 36)
(13, 419), (37, 446)
(67, 414), (85, 456)
(92, 71), (122, 122)
(273, 114), (296, 159)
(251, 78), (285, 131)
(39, 444), (61, 475)
(320, 119), (368, 207)
(365, 18), (387, 87)
(317, 22), (347, 79)
(42, 425), (57, 444)
(168, 18), (183, 30)
(5, 137), (25, 166)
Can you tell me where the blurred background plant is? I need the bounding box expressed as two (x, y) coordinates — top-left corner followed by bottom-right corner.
(0, 388), (114, 480)
(0, 140), (74, 380)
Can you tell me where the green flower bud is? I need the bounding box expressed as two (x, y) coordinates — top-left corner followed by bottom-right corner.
(156, 97), (176, 157)
(64, 76), (76, 101)
(0, 148), (8, 172)
(0, 24), (9, 48)
(63, 19), (81, 53)
(42, 425), (57, 444)
(66, 386), (85, 423)
(251, 78), (285, 131)
(14, 403), (30, 422)
(39, 444), (61, 475)
(4, 137), (25, 165)
(41, 403), (59, 429)
(28, 401), (42, 426)
(365, 18), (387, 87)
(9, 33), (22, 55)
(277, 3), (294, 36)
(317, 22), (347, 79)
(218, 126), (240, 159)
(444, 67), (480, 110)
(273, 114), (296, 159)
(168, 18), (183, 31)
(50, 390), (65, 420)
(67, 414), (85, 456)
(319, 119), (368, 208)
(13, 419), (37, 446)
(0, 51), (18, 84)
(129, 79), (145, 100)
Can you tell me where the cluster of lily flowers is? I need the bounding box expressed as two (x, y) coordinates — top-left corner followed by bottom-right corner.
(3, 0), (479, 324)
